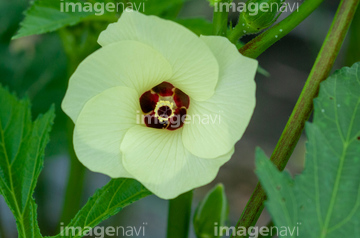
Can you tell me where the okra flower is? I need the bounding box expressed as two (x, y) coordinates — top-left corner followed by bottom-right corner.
(62, 11), (258, 199)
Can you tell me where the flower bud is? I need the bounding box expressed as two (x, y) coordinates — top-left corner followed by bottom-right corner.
(239, 0), (285, 33)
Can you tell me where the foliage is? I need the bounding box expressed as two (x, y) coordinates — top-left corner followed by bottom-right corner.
(256, 63), (360, 237)
(193, 184), (229, 238)
(0, 0), (359, 237)
(50, 179), (151, 238)
(13, 0), (97, 39)
(0, 86), (151, 238)
(0, 86), (55, 238)
(12, 0), (188, 39)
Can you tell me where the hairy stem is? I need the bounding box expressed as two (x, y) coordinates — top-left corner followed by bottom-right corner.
(167, 191), (193, 238)
(233, 0), (360, 236)
(240, 0), (325, 59)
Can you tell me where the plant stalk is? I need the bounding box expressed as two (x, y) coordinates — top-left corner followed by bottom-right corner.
(166, 191), (193, 238)
(212, 0), (230, 36)
(240, 0), (325, 59)
(233, 0), (360, 236)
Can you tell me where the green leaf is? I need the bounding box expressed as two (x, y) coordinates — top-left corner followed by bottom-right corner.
(51, 178), (151, 238)
(0, 85), (55, 238)
(174, 18), (213, 36)
(194, 184), (229, 238)
(12, 0), (99, 39)
(13, 0), (187, 40)
(256, 62), (360, 237)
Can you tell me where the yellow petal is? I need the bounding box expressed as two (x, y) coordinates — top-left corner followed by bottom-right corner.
(182, 36), (257, 159)
(74, 86), (140, 178)
(98, 11), (219, 101)
(120, 126), (234, 199)
(62, 41), (172, 122)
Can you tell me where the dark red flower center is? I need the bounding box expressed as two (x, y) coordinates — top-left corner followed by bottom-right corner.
(139, 82), (190, 130)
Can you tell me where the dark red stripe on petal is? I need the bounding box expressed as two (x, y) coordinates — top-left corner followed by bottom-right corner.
(140, 90), (159, 113)
(167, 108), (187, 131)
(152, 82), (174, 97)
(173, 88), (190, 109)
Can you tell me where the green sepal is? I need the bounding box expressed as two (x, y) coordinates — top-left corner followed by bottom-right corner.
(193, 184), (229, 238)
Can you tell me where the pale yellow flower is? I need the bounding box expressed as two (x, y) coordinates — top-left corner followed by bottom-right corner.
(62, 11), (257, 199)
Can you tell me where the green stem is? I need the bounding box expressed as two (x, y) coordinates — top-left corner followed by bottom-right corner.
(212, 1), (229, 36)
(233, 0), (359, 236)
(240, 0), (325, 59)
(166, 191), (193, 238)
(228, 14), (248, 44)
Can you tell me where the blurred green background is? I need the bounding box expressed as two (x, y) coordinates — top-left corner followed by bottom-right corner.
(0, 0), (359, 237)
